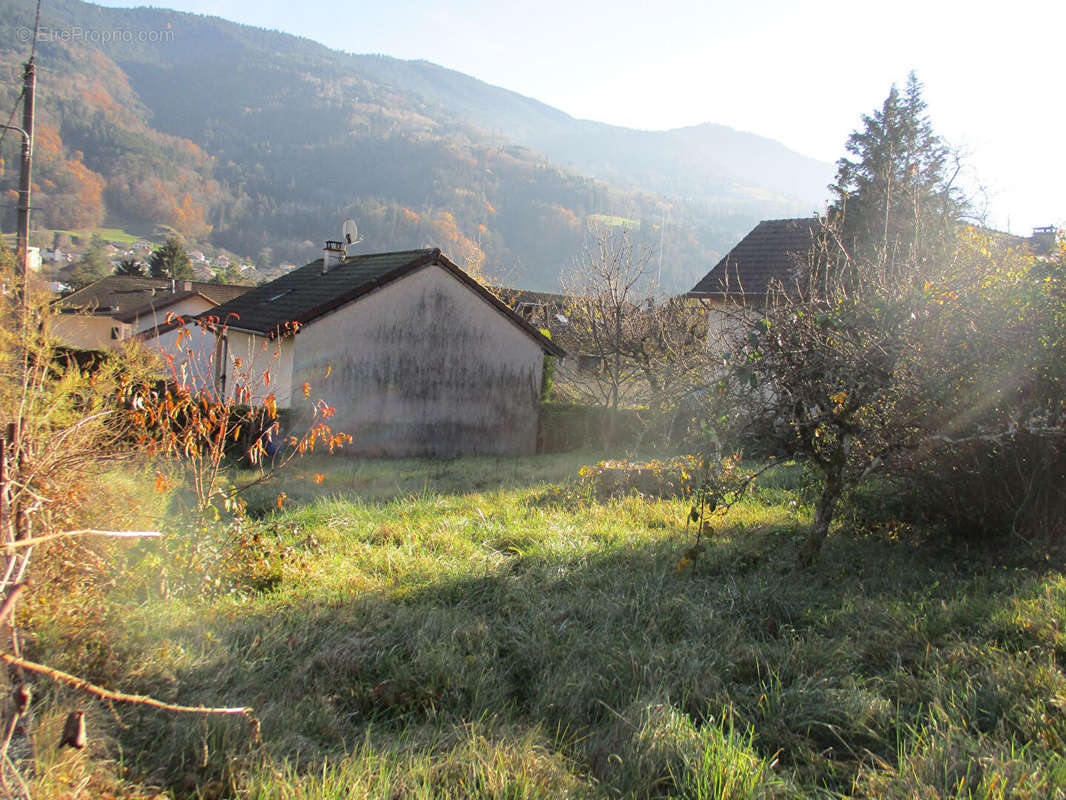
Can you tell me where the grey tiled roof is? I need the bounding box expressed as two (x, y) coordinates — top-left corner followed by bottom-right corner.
(200, 248), (565, 356)
(58, 276), (248, 319)
(688, 218), (821, 298)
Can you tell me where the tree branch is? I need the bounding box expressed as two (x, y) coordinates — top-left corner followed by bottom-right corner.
(0, 585), (27, 630)
(2, 529), (161, 551)
(0, 653), (255, 720)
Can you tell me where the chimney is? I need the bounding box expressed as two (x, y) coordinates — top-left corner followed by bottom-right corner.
(322, 240), (345, 274)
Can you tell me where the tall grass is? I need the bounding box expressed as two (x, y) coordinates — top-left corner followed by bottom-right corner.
(23, 455), (1066, 799)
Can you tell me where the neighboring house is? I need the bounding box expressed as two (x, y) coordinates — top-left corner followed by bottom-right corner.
(26, 247), (41, 273)
(200, 245), (565, 458)
(53, 276), (249, 390)
(1028, 226), (1058, 256)
(687, 217), (821, 304)
(497, 288), (609, 377)
(686, 217), (821, 346)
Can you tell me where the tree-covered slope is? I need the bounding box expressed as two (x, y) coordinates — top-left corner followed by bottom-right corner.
(0, 0), (829, 290)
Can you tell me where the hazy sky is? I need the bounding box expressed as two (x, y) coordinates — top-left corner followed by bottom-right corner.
(100, 0), (1064, 232)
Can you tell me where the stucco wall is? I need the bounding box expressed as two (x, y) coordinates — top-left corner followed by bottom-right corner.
(130, 296), (213, 334)
(292, 263), (544, 457)
(148, 322), (219, 395)
(702, 297), (764, 356)
(51, 297), (214, 353)
(221, 330), (295, 408)
(133, 298), (222, 393)
(51, 313), (129, 351)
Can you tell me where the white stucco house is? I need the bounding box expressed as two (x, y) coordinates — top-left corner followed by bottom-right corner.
(200, 244), (565, 457)
(52, 276), (249, 390)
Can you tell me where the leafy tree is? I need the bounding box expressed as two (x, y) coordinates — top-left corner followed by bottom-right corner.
(720, 77), (971, 565)
(149, 237), (193, 280)
(720, 243), (921, 565)
(114, 256), (145, 276)
(0, 238), (14, 273)
(897, 230), (1066, 542)
(67, 234), (112, 290)
(829, 73), (964, 275)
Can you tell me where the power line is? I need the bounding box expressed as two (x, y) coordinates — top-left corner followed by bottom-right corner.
(0, 90), (25, 160)
(0, 0), (40, 169)
(29, 0), (43, 63)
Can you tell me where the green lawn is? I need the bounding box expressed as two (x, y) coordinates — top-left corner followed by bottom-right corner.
(25, 455), (1066, 799)
(588, 214), (641, 229)
(17, 226), (146, 248)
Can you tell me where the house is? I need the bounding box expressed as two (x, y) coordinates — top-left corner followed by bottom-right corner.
(496, 288), (607, 376)
(55, 275), (249, 349)
(26, 246), (41, 273)
(200, 245), (565, 458)
(686, 217), (821, 346)
(687, 217), (821, 304)
(53, 276), (249, 390)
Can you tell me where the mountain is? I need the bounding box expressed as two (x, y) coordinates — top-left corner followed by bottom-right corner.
(0, 0), (831, 291)
(348, 57), (831, 209)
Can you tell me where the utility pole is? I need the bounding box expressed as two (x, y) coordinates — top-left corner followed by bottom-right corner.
(17, 58), (34, 306)
(3, 60), (35, 315)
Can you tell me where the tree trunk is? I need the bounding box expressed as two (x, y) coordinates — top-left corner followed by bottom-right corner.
(800, 474), (842, 567)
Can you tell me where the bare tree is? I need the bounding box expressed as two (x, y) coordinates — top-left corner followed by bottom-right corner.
(561, 228), (707, 445)
(562, 229), (653, 412)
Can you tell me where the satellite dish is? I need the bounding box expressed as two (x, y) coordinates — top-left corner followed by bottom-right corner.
(341, 219), (360, 250)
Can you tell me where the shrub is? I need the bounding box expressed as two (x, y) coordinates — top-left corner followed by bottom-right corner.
(892, 232), (1066, 545)
(577, 456), (701, 500)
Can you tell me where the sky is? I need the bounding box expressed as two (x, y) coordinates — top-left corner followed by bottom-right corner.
(99, 0), (1065, 233)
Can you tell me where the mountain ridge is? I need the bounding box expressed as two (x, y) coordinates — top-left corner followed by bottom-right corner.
(0, 0), (831, 291)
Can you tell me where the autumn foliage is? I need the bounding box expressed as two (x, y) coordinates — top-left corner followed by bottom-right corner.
(122, 315), (351, 515)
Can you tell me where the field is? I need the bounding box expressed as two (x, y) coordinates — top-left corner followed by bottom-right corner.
(24, 454), (1066, 799)
(18, 227), (146, 247)
(587, 215), (642, 229)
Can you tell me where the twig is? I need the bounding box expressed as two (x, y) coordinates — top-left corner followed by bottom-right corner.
(2, 529), (161, 551)
(0, 585), (27, 630)
(0, 653), (254, 719)
(1, 751), (29, 800)
(4, 752), (29, 800)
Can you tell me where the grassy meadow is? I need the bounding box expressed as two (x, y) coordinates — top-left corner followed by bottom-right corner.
(22, 453), (1066, 799)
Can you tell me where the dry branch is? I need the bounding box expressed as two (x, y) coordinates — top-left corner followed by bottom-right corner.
(2, 529), (161, 551)
(0, 653), (254, 720)
(0, 585), (26, 629)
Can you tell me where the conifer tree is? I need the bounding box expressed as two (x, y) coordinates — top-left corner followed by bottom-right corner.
(114, 257), (145, 276)
(829, 73), (964, 273)
(67, 235), (112, 290)
(149, 238), (193, 280)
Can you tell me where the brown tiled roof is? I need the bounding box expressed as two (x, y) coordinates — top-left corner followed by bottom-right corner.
(687, 217), (821, 298)
(57, 276), (249, 318)
(199, 248), (565, 357)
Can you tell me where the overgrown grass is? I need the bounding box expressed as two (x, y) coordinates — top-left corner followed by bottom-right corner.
(23, 455), (1066, 799)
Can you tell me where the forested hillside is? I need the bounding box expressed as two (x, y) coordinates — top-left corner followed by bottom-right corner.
(0, 0), (830, 290)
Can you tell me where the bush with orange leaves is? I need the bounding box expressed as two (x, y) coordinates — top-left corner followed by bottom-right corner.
(121, 315), (351, 518)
